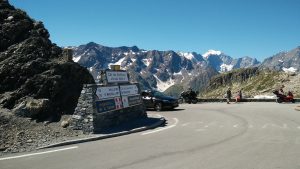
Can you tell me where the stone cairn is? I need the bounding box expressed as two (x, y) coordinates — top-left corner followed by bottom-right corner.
(70, 67), (146, 134)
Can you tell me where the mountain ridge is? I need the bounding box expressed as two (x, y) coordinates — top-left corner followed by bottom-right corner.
(71, 42), (260, 92)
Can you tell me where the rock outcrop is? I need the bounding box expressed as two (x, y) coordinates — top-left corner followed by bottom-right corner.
(260, 46), (300, 72)
(201, 67), (300, 98)
(0, 1), (94, 120)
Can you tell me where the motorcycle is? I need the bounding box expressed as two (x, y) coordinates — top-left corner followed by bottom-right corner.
(178, 91), (198, 104)
(273, 90), (295, 103)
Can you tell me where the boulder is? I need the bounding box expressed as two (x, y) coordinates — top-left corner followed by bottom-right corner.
(61, 120), (69, 128)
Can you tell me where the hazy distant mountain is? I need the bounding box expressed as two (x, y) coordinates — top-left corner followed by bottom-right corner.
(71, 42), (260, 91)
(260, 46), (300, 73)
(232, 56), (260, 69)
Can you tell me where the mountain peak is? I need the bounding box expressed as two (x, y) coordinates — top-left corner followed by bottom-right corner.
(203, 50), (222, 58)
(86, 42), (99, 47)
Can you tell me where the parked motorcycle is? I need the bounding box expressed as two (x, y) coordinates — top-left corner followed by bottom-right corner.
(179, 91), (198, 104)
(273, 90), (295, 103)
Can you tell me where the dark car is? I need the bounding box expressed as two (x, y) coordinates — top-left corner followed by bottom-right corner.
(141, 90), (179, 111)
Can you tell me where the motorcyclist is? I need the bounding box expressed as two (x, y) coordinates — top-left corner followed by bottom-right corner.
(187, 88), (197, 100)
(278, 85), (286, 97)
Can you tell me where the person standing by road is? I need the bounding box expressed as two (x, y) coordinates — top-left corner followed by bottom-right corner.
(235, 89), (242, 103)
(226, 87), (232, 104)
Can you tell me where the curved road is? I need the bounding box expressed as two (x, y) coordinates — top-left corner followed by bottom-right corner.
(1, 103), (300, 169)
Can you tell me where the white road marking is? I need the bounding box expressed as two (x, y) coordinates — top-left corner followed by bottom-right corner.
(181, 123), (190, 127)
(141, 118), (179, 135)
(262, 123), (288, 129)
(262, 123), (273, 129)
(196, 129), (206, 132)
(149, 114), (163, 118)
(282, 123), (288, 129)
(297, 126), (300, 129)
(0, 146), (78, 161)
(233, 124), (239, 128)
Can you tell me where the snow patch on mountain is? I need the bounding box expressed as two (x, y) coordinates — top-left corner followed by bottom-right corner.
(108, 57), (126, 68)
(142, 58), (151, 66)
(282, 67), (297, 73)
(178, 52), (194, 60)
(72, 55), (81, 62)
(174, 70), (182, 75)
(203, 50), (222, 58)
(220, 64), (233, 72)
(153, 75), (175, 92)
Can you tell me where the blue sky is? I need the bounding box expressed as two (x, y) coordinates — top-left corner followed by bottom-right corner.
(10, 0), (300, 61)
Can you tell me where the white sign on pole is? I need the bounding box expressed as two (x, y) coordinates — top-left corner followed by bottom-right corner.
(120, 84), (139, 96)
(96, 86), (120, 100)
(106, 71), (129, 83)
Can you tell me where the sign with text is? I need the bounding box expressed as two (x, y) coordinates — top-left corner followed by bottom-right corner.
(120, 84), (139, 96)
(114, 97), (123, 109)
(128, 95), (142, 106)
(95, 99), (116, 113)
(96, 86), (120, 100)
(106, 71), (129, 83)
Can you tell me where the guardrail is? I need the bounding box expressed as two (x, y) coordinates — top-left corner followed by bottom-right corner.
(197, 98), (300, 102)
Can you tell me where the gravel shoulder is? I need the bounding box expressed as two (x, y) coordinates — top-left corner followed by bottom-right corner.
(0, 108), (163, 156)
(0, 108), (88, 156)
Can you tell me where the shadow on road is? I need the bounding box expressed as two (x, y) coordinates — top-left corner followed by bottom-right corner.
(95, 117), (164, 134)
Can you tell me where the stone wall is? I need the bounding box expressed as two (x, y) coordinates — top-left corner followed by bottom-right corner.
(70, 84), (147, 134)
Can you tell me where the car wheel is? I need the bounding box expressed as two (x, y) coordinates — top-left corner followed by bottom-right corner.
(155, 103), (162, 111)
(292, 99), (295, 103)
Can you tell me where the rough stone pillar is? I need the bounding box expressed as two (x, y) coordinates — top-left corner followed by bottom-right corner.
(70, 84), (96, 134)
(62, 48), (73, 62)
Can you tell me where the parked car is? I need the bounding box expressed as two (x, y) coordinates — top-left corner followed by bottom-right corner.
(141, 90), (179, 111)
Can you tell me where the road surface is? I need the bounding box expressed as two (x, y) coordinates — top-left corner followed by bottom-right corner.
(1, 102), (300, 169)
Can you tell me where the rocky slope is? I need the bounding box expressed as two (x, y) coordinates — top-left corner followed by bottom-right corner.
(260, 46), (300, 72)
(201, 67), (300, 98)
(0, 1), (94, 121)
(0, 0), (95, 154)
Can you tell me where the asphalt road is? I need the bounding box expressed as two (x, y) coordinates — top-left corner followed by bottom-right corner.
(1, 102), (300, 169)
